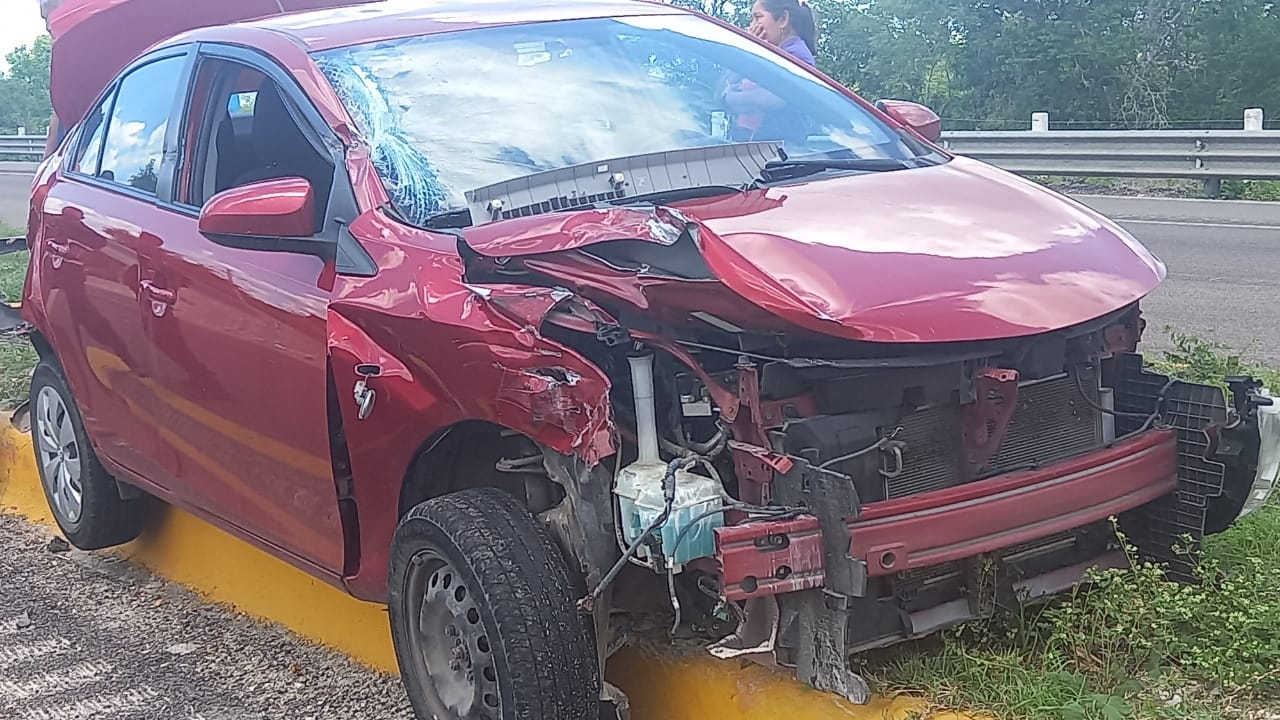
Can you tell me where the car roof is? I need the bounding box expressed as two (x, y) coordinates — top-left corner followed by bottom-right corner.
(185, 0), (688, 53)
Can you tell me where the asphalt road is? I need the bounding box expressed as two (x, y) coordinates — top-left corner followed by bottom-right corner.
(0, 165), (34, 232)
(2, 165), (1278, 362)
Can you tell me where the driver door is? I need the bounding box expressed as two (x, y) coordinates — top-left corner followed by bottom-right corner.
(142, 45), (347, 575)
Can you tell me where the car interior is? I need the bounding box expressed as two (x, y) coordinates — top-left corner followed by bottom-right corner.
(190, 60), (335, 231)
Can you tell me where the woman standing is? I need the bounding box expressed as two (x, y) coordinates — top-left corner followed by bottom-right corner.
(748, 0), (818, 67)
(723, 0), (820, 141)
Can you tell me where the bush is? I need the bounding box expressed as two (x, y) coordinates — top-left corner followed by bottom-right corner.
(1221, 180), (1280, 202)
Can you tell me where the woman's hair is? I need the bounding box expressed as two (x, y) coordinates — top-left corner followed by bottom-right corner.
(759, 0), (818, 55)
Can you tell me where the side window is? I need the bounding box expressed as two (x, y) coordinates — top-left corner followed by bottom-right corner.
(181, 55), (334, 231)
(72, 92), (112, 176)
(97, 56), (187, 195)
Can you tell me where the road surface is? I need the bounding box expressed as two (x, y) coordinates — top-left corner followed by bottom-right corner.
(3, 166), (1279, 362)
(0, 164), (34, 232)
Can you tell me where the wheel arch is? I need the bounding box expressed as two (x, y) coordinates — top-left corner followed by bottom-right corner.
(397, 419), (564, 522)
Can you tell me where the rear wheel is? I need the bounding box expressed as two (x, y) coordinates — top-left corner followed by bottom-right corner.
(29, 360), (145, 549)
(389, 488), (598, 720)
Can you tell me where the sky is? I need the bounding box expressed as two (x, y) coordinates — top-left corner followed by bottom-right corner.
(0, 3), (47, 69)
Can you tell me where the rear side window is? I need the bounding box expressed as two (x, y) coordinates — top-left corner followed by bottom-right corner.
(72, 96), (110, 176)
(87, 56), (187, 195)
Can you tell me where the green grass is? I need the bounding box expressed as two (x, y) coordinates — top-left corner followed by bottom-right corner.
(862, 501), (1280, 720)
(1031, 176), (1280, 202)
(0, 220), (35, 408)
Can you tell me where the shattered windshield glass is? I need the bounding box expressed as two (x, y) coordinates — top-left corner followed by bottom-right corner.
(313, 13), (930, 226)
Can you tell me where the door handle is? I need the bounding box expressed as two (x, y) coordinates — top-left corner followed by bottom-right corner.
(139, 279), (176, 305)
(45, 240), (70, 268)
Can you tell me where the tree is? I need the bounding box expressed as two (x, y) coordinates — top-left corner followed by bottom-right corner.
(0, 34), (52, 135)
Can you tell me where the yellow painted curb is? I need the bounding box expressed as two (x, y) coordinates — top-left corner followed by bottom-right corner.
(1, 425), (962, 719)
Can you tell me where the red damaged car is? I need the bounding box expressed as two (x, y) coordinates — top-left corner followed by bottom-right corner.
(18, 0), (1271, 717)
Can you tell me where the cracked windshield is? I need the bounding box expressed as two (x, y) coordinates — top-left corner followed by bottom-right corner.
(314, 14), (928, 225)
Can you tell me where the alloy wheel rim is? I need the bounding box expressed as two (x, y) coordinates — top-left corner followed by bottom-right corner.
(35, 385), (84, 524)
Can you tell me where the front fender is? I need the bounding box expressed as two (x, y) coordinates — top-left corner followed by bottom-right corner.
(328, 215), (615, 600)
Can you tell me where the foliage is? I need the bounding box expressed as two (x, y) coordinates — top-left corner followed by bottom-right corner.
(1221, 180), (1280, 202)
(868, 511), (1280, 719)
(1148, 328), (1280, 393)
(0, 232), (34, 408)
(0, 35), (52, 135)
(676, 0), (1280, 130)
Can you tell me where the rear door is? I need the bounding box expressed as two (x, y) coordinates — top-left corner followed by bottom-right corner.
(33, 46), (195, 483)
(140, 44), (349, 574)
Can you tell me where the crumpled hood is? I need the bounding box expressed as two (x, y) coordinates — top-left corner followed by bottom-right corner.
(674, 156), (1165, 341)
(464, 156), (1165, 343)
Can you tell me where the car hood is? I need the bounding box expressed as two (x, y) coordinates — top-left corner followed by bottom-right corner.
(463, 156), (1165, 343)
(47, 0), (376, 125)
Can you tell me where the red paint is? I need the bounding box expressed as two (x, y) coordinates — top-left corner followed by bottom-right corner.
(717, 517), (825, 600)
(877, 99), (943, 142)
(470, 160), (1165, 343)
(26, 181), (168, 484)
(850, 431), (1177, 575)
(962, 368), (1019, 476)
(198, 178), (317, 239)
(716, 430), (1178, 597)
(25, 0), (1177, 610)
(728, 441), (794, 505)
(328, 213), (615, 600)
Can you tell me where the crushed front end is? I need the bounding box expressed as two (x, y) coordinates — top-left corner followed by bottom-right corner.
(575, 318), (1267, 702)
(452, 148), (1271, 703)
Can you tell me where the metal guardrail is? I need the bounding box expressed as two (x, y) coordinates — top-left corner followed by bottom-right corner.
(940, 129), (1280, 181)
(0, 135), (45, 160)
(937, 109), (1279, 196)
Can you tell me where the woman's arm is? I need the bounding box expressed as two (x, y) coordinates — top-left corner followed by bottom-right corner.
(723, 81), (786, 113)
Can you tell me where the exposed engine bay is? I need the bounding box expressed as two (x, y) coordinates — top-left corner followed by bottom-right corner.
(457, 207), (1271, 703)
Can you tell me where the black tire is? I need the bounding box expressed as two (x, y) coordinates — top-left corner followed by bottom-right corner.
(29, 359), (145, 550)
(389, 488), (599, 720)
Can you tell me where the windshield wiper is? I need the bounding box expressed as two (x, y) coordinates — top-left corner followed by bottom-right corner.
(756, 157), (921, 185)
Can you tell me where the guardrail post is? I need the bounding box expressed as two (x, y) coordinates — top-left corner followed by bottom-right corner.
(1203, 178), (1222, 199)
(16, 127), (25, 136)
(1245, 108), (1264, 132)
(1031, 112), (1050, 132)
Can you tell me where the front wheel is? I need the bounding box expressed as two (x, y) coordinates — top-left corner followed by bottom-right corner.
(389, 488), (599, 720)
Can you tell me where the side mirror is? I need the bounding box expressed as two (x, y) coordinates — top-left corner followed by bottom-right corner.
(199, 177), (329, 256)
(876, 99), (943, 143)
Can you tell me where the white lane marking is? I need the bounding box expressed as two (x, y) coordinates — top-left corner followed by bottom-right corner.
(0, 638), (72, 669)
(0, 660), (113, 700)
(18, 687), (161, 720)
(1118, 219), (1280, 230)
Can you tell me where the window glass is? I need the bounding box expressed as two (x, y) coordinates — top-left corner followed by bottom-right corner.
(314, 14), (932, 225)
(72, 93), (111, 176)
(98, 56), (187, 195)
(228, 91), (257, 119)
